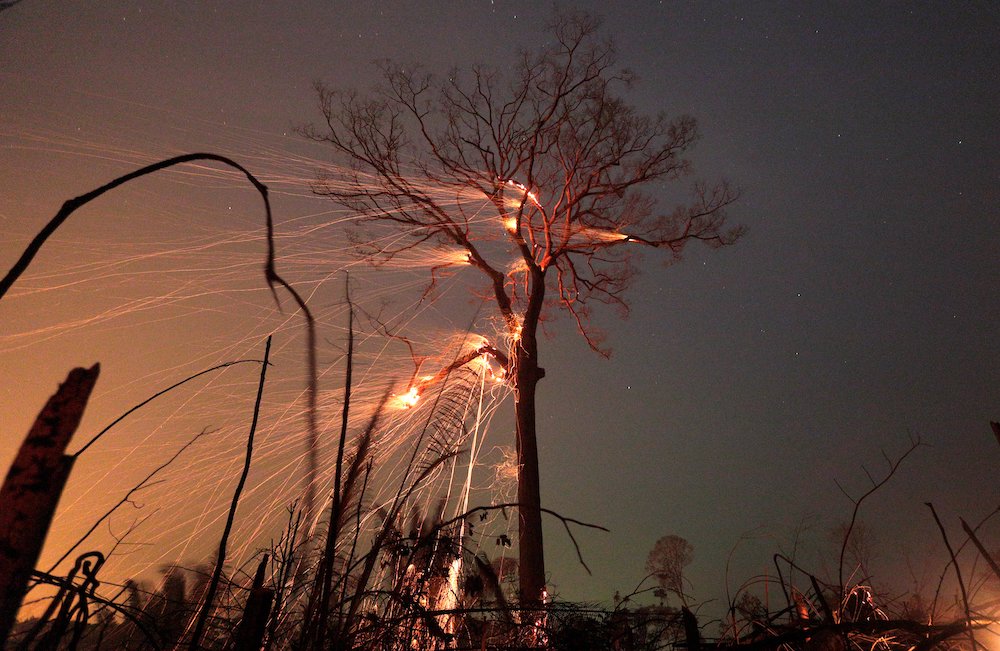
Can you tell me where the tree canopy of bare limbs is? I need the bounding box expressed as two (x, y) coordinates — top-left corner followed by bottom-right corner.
(302, 10), (742, 606)
(646, 534), (694, 604)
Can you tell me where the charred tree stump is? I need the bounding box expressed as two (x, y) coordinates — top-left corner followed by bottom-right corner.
(0, 364), (100, 644)
(231, 555), (274, 651)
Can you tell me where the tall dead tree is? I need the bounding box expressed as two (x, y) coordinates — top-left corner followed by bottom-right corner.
(303, 10), (741, 605)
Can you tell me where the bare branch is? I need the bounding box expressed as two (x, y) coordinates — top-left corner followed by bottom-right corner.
(838, 437), (921, 603)
(432, 502), (609, 575)
(303, 9), (742, 604)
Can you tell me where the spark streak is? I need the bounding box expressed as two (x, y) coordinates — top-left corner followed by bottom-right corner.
(2, 109), (522, 617)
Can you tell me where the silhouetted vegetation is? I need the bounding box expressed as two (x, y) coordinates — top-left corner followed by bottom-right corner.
(299, 7), (742, 605)
(0, 133), (995, 651)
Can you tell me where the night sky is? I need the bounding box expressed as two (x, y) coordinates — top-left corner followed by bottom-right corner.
(2, 2), (998, 614)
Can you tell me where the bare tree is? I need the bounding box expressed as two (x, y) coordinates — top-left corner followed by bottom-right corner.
(646, 535), (694, 605)
(302, 9), (741, 605)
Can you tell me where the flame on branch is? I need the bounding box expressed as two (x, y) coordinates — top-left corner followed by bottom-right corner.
(302, 8), (742, 604)
(394, 332), (512, 410)
(300, 13), (740, 351)
(397, 385), (422, 409)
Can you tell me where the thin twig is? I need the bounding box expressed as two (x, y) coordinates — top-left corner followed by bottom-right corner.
(960, 517), (1000, 584)
(26, 571), (163, 651)
(433, 502), (609, 575)
(2, 153), (264, 302)
(189, 335), (272, 650)
(0, 152), (319, 574)
(838, 437), (920, 604)
(73, 360), (261, 458)
(925, 502), (976, 650)
(48, 428), (214, 573)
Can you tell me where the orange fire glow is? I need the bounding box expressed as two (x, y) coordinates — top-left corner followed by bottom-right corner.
(504, 179), (541, 207)
(398, 386), (420, 409)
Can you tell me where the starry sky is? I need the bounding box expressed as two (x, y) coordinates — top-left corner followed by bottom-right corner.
(2, 1), (998, 614)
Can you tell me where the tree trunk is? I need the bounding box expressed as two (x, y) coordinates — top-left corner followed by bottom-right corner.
(511, 262), (548, 608)
(514, 349), (546, 607)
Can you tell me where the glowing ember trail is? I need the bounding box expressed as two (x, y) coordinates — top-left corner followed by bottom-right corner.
(0, 113), (523, 627)
(503, 178), (541, 208)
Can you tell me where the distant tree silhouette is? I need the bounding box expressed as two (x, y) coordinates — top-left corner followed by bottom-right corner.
(303, 9), (740, 605)
(646, 535), (693, 605)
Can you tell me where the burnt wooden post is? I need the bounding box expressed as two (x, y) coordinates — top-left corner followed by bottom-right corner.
(681, 606), (702, 651)
(231, 555), (274, 651)
(0, 363), (100, 644)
